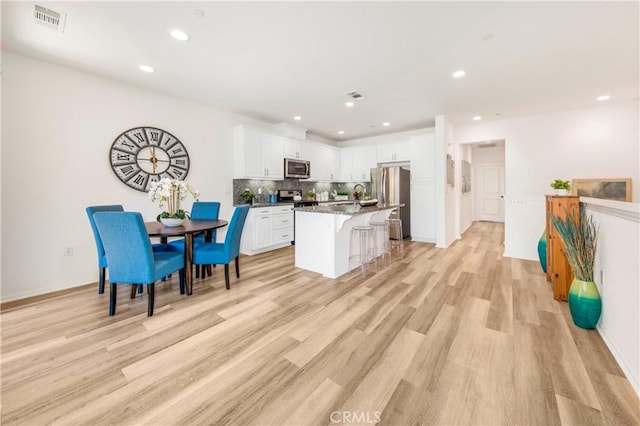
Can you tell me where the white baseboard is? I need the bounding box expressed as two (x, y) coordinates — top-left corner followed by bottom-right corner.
(597, 325), (640, 397)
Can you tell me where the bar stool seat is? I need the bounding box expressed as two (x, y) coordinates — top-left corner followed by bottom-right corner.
(349, 225), (377, 278)
(369, 221), (390, 265)
(386, 218), (404, 258)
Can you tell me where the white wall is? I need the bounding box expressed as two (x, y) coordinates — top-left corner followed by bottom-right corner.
(456, 100), (639, 259)
(459, 144), (473, 234)
(435, 115), (457, 248)
(584, 198), (640, 395)
(0, 52), (272, 301)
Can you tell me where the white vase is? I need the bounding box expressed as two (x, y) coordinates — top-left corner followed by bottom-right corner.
(160, 217), (185, 227)
(556, 189), (568, 196)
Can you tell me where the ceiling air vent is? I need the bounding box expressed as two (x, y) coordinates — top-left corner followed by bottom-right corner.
(34, 4), (67, 32)
(346, 91), (365, 101)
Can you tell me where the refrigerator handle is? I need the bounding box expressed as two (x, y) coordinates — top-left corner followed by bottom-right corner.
(382, 169), (387, 203)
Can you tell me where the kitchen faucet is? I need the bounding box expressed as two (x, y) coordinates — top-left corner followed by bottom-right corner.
(353, 183), (365, 200)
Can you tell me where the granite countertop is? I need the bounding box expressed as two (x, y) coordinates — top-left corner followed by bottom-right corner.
(294, 203), (402, 215)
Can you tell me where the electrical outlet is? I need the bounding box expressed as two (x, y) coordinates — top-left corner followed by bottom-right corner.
(64, 246), (74, 256)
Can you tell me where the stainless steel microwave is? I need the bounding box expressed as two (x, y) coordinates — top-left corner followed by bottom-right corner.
(284, 158), (310, 179)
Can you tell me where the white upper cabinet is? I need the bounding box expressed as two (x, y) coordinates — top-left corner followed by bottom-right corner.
(233, 126), (284, 180)
(376, 140), (411, 163)
(409, 133), (436, 180)
(283, 138), (311, 160)
(340, 145), (377, 182)
(309, 143), (340, 181)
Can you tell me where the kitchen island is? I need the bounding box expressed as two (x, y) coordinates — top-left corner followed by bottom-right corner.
(294, 202), (401, 278)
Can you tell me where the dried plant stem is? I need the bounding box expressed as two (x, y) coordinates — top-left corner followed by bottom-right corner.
(550, 204), (598, 282)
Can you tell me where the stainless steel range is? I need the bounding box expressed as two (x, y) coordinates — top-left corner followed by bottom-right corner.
(277, 189), (318, 244)
(277, 189), (319, 208)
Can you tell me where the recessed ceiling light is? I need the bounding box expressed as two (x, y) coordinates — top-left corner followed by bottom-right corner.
(139, 65), (155, 73)
(293, 116), (302, 121)
(382, 122), (390, 127)
(472, 116), (482, 121)
(596, 95), (610, 101)
(452, 70), (466, 79)
(345, 101), (355, 107)
(170, 29), (190, 41)
(337, 130), (345, 135)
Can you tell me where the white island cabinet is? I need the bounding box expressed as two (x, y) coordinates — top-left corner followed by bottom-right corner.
(294, 204), (398, 278)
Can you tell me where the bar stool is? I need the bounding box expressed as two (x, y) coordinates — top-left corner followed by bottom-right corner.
(349, 225), (377, 278)
(386, 218), (404, 258)
(369, 221), (390, 265)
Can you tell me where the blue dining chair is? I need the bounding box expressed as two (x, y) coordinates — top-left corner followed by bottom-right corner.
(86, 205), (124, 294)
(93, 211), (185, 316)
(169, 201), (221, 278)
(191, 204), (250, 290)
(87, 205), (179, 294)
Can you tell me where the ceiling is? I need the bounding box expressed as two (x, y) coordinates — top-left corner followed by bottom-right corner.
(2, 1), (638, 141)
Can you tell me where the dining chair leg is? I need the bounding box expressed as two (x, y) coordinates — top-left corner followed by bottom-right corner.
(224, 264), (230, 290)
(137, 284), (143, 294)
(99, 267), (106, 294)
(109, 283), (117, 316)
(195, 265), (201, 279)
(130, 285), (137, 299)
(179, 270), (185, 294)
(235, 256), (240, 278)
(147, 283), (155, 317)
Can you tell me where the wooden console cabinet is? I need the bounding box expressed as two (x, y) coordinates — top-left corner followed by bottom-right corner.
(545, 195), (580, 301)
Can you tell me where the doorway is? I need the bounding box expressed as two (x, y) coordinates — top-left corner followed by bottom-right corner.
(471, 141), (506, 223)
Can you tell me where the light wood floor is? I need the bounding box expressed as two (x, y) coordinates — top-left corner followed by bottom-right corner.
(2, 222), (638, 425)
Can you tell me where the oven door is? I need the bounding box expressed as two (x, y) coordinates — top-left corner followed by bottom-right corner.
(284, 158), (310, 179)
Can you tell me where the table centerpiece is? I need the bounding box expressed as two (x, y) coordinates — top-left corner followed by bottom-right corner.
(148, 178), (199, 227)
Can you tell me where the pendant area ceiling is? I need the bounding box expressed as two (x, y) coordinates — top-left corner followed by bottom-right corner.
(2, 1), (638, 141)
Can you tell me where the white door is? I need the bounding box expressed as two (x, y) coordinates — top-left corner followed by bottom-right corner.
(475, 165), (505, 222)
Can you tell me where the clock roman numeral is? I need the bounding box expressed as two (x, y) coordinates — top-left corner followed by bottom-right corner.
(117, 153), (131, 161)
(133, 132), (145, 143)
(171, 147), (184, 155)
(160, 134), (175, 149)
(121, 165), (135, 176)
(175, 159), (186, 165)
(167, 167), (184, 178)
(119, 139), (135, 150)
(133, 174), (145, 185)
(149, 131), (160, 142)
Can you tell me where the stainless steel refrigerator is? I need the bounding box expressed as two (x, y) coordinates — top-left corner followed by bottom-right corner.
(370, 166), (411, 239)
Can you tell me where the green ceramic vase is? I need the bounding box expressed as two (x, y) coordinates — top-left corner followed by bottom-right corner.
(568, 278), (602, 329)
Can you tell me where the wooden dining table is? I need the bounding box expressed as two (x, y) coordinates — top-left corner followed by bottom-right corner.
(145, 219), (228, 295)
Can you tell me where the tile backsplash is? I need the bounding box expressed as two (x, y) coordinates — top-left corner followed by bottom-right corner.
(233, 178), (371, 204)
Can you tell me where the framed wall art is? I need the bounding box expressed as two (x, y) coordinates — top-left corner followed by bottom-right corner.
(461, 160), (471, 193)
(572, 178), (632, 202)
(447, 154), (455, 187)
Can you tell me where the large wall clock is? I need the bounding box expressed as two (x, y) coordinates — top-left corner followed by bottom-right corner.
(109, 126), (190, 192)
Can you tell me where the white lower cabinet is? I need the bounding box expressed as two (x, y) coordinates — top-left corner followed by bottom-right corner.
(240, 205), (294, 255)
